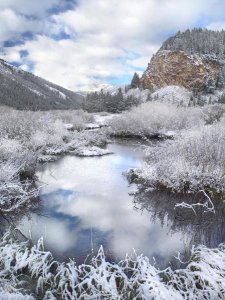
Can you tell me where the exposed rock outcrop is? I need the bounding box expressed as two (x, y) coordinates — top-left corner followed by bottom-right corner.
(140, 29), (225, 93)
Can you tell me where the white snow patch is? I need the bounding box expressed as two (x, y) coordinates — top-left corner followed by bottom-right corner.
(94, 114), (117, 126)
(72, 146), (113, 157)
(27, 87), (44, 97)
(45, 85), (67, 99)
(64, 123), (74, 130)
(38, 155), (58, 163)
(99, 85), (150, 101)
(85, 123), (100, 129)
(152, 85), (192, 106)
(126, 88), (150, 101)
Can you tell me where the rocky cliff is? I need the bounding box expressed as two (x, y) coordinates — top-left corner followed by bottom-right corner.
(140, 29), (225, 93)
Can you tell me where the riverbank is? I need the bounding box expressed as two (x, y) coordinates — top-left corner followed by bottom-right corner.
(108, 102), (225, 196)
(0, 108), (111, 213)
(1, 230), (225, 299)
(1, 104), (225, 299)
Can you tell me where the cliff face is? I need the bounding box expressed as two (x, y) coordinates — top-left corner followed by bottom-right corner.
(140, 50), (223, 92)
(140, 29), (225, 93)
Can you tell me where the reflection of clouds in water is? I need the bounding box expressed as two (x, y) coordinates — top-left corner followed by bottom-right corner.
(20, 215), (77, 252)
(24, 142), (185, 262)
(41, 186), (183, 260)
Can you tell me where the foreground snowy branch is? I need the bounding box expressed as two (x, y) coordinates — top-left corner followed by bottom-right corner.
(1, 232), (225, 299)
(175, 190), (215, 214)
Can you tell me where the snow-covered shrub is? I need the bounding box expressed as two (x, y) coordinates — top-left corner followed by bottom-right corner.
(30, 119), (68, 151)
(0, 106), (106, 213)
(1, 232), (225, 299)
(45, 109), (94, 131)
(0, 140), (38, 213)
(68, 130), (108, 151)
(151, 85), (192, 106)
(108, 102), (203, 138)
(135, 124), (225, 193)
(202, 104), (225, 125)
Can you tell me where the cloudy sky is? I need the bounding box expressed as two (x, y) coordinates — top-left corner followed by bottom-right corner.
(0, 0), (225, 91)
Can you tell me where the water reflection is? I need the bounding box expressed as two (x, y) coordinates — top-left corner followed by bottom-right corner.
(19, 139), (225, 267)
(18, 140), (185, 265)
(134, 189), (225, 249)
(0, 194), (40, 240)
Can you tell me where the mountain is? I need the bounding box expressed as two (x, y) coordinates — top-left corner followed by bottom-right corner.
(0, 59), (84, 110)
(140, 29), (225, 93)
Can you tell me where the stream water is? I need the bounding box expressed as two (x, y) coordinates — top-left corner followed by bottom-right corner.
(17, 139), (224, 267)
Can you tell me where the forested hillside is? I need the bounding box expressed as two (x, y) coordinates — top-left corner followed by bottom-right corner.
(0, 60), (84, 110)
(160, 28), (225, 58)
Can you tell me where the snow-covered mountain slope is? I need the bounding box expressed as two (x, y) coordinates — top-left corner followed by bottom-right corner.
(140, 29), (225, 93)
(0, 59), (84, 110)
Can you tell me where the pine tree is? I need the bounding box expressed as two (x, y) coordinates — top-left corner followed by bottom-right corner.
(131, 72), (140, 88)
(147, 93), (153, 102)
(218, 93), (225, 104)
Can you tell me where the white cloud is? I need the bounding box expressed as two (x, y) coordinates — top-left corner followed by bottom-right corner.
(207, 22), (225, 31)
(1, 0), (225, 90)
(0, 0), (59, 16)
(0, 9), (30, 42)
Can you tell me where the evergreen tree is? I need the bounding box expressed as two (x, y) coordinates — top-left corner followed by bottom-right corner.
(131, 72), (140, 88)
(218, 93), (225, 104)
(146, 93), (153, 102)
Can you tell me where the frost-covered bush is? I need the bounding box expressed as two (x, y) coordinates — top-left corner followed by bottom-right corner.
(108, 102), (204, 138)
(0, 107), (106, 213)
(45, 109), (94, 131)
(1, 232), (225, 299)
(0, 140), (38, 213)
(135, 124), (225, 193)
(202, 104), (225, 125)
(0, 109), (92, 145)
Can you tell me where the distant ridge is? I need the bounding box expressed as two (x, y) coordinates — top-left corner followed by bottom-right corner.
(0, 59), (84, 110)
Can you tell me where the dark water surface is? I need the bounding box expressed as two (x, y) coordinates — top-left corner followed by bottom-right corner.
(17, 139), (223, 266)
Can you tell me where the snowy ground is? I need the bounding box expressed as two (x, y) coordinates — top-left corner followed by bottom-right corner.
(151, 85), (192, 106)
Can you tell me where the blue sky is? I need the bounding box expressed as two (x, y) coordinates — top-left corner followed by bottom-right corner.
(0, 0), (225, 91)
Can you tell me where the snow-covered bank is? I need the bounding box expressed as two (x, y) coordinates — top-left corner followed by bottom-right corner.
(108, 101), (203, 138)
(128, 123), (225, 195)
(0, 108), (109, 215)
(71, 145), (113, 156)
(1, 231), (225, 299)
(1, 104), (225, 299)
(108, 102), (225, 195)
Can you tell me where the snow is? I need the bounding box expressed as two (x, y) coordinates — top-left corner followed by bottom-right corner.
(63, 123), (74, 130)
(0, 290), (34, 300)
(94, 114), (117, 126)
(0, 60), (17, 75)
(38, 155), (58, 163)
(85, 123), (100, 129)
(1, 232), (225, 299)
(135, 123), (225, 194)
(108, 101), (203, 138)
(45, 85), (67, 99)
(28, 88), (44, 97)
(98, 84), (150, 101)
(151, 85), (192, 106)
(71, 145), (113, 157)
(126, 87), (150, 101)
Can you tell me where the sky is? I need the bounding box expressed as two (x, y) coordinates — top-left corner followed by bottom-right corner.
(0, 0), (225, 91)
